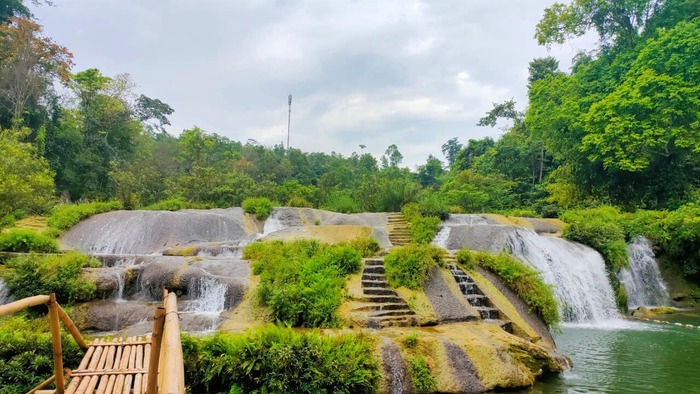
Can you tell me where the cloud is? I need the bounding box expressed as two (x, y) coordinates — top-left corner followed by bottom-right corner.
(31, 0), (597, 167)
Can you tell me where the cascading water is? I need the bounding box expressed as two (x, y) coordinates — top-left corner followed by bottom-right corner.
(261, 209), (287, 237)
(183, 277), (229, 331)
(619, 236), (669, 308)
(507, 228), (620, 323)
(109, 258), (136, 302)
(432, 226), (451, 249)
(0, 278), (10, 305)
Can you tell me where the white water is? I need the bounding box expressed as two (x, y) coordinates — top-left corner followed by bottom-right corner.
(619, 237), (669, 308)
(110, 258), (136, 301)
(182, 276), (229, 331)
(0, 279), (10, 304)
(261, 209), (286, 237)
(507, 228), (620, 323)
(443, 214), (490, 226)
(432, 226), (451, 249)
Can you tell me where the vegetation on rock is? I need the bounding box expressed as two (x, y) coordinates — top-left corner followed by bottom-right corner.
(47, 201), (122, 232)
(242, 197), (274, 220)
(456, 248), (559, 327)
(0, 229), (58, 253)
(384, 244), (444, 290)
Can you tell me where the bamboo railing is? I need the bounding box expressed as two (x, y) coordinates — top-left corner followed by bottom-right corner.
(0, 290), (185, 394)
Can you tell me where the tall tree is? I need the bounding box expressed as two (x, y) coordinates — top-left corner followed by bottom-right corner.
(441, 137), (463, 166)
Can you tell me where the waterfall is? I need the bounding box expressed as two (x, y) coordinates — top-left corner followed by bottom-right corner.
(185, 277), (228, 313)
(0, 279), (10, 305)
(110, 258), (136, 301)
(619, 237), (669, 308)
(507, 229), (620, 323)
(261, 209), (286, 236)
(432, 226), (451, 249)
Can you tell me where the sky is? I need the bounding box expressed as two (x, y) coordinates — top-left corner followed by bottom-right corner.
(31, 0), (596, 168)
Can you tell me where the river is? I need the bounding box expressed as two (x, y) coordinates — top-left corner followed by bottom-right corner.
(524, 313), (700, 393)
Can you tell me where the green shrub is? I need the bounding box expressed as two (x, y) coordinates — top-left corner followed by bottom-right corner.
(499, 208), (539, 218)
(347, 237), (381, 258)
(242, 197), (274, 220)
(0, 229), (58, 253)
(2, 252), (101, 304)
(417, 192), (450, 220)
(656, 204), (700, 277)
(409, 357), (436, 393)
(561, 206), (629, 272)
(402, 332), (419, 348)
(384, 244), (444, 290)
(321, 191), (360, 214)
(244, 240), (364, 327)
(0, 316), (83, 394)
(143, 197), (209, 211)
(286, 196), (314, 208)
(456, 249), (559, 327)
(401, 203), (442, 245)
(47, 201), (122, 231)
(182, 325), (380, 394)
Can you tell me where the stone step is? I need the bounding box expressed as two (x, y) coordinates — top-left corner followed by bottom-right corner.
(452, 273), (472, 281)
(369, 310), (416, 318)
(465, 294), (489, 307)
(362, 273), (386, 281)
(485, 319), (513, 333)
(362, 280), (388, 288)
(364, 259), (385, 266)
(361, 295), (405, 303)
(379, 316), (418, 328)
(364, 266), (385, 274)
(364, 288), (398, 296)
(353, 303), (411, 312)
(477, 307), (500, 320)
(460, 283), (479, 295)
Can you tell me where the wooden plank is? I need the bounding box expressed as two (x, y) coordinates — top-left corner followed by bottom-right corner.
(146, 308), (165, 394)
(0, 295), (50, 317)
(64, 377), (80, 394)
(134, 373), (143, 394)
(48, 294), (64, 394)
(159, 293), (185, 393)
(103, 375), (117, 394)
(76, 341), (98, 371)
(69, 369), (148, 377)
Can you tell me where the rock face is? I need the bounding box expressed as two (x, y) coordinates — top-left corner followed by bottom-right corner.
(424, 267), (478, 323)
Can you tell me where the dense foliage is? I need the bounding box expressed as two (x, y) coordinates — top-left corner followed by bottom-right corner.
(243, 240), (365, 327)
(384, 244), (445, 290)
(402, 203), (443, 245)
(0, 229), (58, 253)
(242, 197), (274, 220)
(456, 249), (559, 327)
(0, 316), (83, 394)
(182, 325), (380, 394)
(2, 252), (101, 304)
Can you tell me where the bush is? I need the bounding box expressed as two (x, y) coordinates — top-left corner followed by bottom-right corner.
(286, 196), (313, 208)
(242, 197), (274, 220)
(182, 326), (379, 394)
(2, 252), (101, 304)
(243, 240), (365, 327)
(417, 192), (450, 220)
(409, 357), (436, 393)
(0, 229), (58, 253)
(0, 316), (83, 394)
(456, 249), (559, 327)
(656, 204), (700, 277)
(347, 237), (381, 258)
(561, 206), (629, 272)
(143, 197), (209, 211)
(47, 201), (122, 232)
(402, 203), (442, 245)
(321, 191), (361, 214)
(384, 244), (444, 290)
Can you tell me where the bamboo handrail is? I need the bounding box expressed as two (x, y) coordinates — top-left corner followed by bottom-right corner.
(57, 304), (88, 351)
(0, 295), (50, 317)
(146, 307), (165, 394)
(48, 294), (65, 393)
(158, 292), (185, 394)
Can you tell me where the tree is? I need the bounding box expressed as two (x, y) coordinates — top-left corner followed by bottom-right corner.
(441, 137), (462, 166)
(0, 0), (49, 24)
(451, 138), (494, 171)
(416, 155), (444, 189)
(535, 0), (664, 49)
(0, 128), (55, 218)
(381, 144), (403, 168)
(528, 57), (563, 87)
(477, 99), (522, 128)
(0, 17), (72, 128)
(136, 94), (174, 134)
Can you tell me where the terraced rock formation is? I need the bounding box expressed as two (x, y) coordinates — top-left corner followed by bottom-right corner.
(447, 259), (513, 333)
(357, 258), (417, 328)
(387, 213), (411, 246)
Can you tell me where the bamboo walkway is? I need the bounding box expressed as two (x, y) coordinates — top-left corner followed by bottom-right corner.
(0, 291), (185, 394)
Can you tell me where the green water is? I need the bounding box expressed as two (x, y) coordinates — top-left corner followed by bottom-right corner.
(525, 316), (700, 394)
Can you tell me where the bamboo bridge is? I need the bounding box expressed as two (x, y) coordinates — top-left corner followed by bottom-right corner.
(0, 290), (185, 394)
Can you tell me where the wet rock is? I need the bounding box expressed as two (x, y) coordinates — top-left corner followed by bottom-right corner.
(442, 340), (485, 393)
(442, 224), (517, 252)
(72, 300), (154, 332)
(650, 306), (676, 314)
(380, 338), (411, 394)
(424, 267), (476, 323)
(631, 306), (655, 317)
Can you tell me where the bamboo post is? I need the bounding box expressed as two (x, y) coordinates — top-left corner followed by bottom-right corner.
(56, 304), (88, 351)
(159, 292), (185, 393)
(146, 307), (165, 394)
(48, 294), (65, 394)
(0, 295), (50, 317)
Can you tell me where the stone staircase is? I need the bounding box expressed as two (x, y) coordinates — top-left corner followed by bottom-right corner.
(355, 258), (417, 328)
(446, 258), (513, 333)
(387, 213), (411, 246)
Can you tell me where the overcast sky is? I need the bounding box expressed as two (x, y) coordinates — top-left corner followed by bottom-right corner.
(31, 1), (595, 168)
